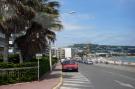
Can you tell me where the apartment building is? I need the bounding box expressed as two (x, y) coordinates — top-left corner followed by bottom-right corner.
(0, 32), (5, 55)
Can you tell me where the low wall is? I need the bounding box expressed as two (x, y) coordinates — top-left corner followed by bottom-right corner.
(108, 60), (135, 66)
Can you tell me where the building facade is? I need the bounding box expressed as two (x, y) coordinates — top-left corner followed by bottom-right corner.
(64, 48), (72, 58)
(55, 48), (74, 59)
(0, 32), (5, 55)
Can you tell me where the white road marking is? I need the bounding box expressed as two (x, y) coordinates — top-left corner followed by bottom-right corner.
(114, 80), (135, 89)
(64, 77), (89, 80)
(63, 83), (91, 87)
(64, 81), (90, 84)
(60, 72), (94, 89)
(60, 86), (81, 89)
(64, 79), (89, 82)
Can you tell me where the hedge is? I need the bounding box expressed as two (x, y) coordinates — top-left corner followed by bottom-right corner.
(0, 56), (58, 85)
(0, 62), (37, 68)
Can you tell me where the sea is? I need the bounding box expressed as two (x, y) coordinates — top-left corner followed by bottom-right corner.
(111, 56), (135, 63)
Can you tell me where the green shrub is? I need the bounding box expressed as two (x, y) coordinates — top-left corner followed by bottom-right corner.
(8, 54), (20, 63)
(0, 54), (3, 62)
(39, 57), (50, 76)
(0, 56), (58, 85)
(52, 57), (58, 65)
(0, 62), (37, 68)
(0, 68), (37, 85)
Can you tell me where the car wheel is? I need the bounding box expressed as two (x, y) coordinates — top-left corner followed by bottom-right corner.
(75, 69), (78, 72)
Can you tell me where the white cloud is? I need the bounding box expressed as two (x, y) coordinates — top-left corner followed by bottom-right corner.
(63, 23), (96, 30)
(77, 14), (95, 19)
(61, 13), (95, 20)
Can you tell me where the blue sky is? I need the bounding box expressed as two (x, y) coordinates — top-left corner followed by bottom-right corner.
(55, 0), (135, 47)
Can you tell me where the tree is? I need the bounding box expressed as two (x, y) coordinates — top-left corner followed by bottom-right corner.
(14, 0), (63, 60)
(0, 0), (36, 62)
(0, 0), (62, 62)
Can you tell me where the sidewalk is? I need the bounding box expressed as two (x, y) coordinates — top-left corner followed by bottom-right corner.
(0, 63), (63, 89)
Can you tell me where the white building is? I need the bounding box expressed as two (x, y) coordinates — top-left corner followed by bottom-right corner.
(56, 48), (73, 59)
(56, 48), (65, 59)
(64, 48), (72, 58)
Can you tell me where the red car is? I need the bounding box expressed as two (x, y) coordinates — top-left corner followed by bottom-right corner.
(62, 60), (78, 72)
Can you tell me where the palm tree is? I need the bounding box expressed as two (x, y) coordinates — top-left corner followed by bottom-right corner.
(0, 0), (63, 62)
(14, 0), (63, 60)
(0, 0), (36, 62)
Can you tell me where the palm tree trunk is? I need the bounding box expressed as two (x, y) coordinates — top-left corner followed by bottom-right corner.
(3, 34), (9, 63)
(19, 51), (23, 63)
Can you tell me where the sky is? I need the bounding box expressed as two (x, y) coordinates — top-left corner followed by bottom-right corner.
(55, 0), (135, 47)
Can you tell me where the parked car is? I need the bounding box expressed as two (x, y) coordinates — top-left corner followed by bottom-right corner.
(62, 60), (78, 72)
(87, 60), (93, 64)
(60, 58), (65, 63)
(104, 61), (109, 64)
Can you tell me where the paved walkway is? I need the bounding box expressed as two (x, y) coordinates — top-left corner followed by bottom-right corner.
(0, 63), (62, 89)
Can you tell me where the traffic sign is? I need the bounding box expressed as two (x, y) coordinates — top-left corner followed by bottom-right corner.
(36, 53), (43, 59)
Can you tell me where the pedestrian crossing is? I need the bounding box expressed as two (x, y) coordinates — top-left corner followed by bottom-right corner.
(59, 72), (94, 89)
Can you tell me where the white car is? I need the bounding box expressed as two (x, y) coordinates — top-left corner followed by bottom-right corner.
(87, 61), (93, 64)
(60, 59), (65, 63)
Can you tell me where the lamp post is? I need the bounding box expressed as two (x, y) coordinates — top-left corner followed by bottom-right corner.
(35, 11), (76, 72)
(49, 41), (52, 71)
(36, 33), (40, 81)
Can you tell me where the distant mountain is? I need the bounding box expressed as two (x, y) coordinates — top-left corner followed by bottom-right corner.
(69, 44), (135, 54)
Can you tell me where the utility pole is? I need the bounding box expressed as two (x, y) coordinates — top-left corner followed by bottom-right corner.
(49, 41), (52, 71)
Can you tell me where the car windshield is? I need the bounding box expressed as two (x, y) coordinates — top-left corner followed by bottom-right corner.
(63, 61), (76, 64)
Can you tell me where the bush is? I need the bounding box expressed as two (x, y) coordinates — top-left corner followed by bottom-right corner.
(52, 57), (58, 65)
(8, 54), (20, 63)
(0, 54), (3, 62)
(39, 58), (50, 76)
(0, 62), (37, 68)
(0, 56), (58, 85)
(0, 68), (37, 85)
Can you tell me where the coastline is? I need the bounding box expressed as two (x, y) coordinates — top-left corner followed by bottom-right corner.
(105, 57), (135, 66)
(94, 56), (135, 67)
(107, 60), (135, 66)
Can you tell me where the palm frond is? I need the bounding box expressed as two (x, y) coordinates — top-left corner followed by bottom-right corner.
(47, 1), (60, 8)
(50, 23), (63, 31)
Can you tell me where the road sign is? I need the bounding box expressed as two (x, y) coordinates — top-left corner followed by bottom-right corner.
(36, 53), (43, 59)
(36, 53), (42, 81)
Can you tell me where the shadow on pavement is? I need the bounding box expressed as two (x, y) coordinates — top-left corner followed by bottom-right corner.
(52, 69), (62, 71)
(62, 74), (73, 78)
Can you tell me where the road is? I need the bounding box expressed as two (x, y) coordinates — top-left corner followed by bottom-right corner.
(60, 63), (135, 89)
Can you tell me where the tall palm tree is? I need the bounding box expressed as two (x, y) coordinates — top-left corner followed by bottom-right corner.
(0, 0), (36, 62)
(0, 0), (63, 62)
(15, 0), (63, 60)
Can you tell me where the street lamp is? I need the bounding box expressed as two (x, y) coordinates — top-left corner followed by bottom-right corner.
(44, 11), (76, 71)
(49, 41), (52, 71)
(36, 33), (40, 81)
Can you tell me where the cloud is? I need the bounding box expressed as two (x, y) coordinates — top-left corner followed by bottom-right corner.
(63, 23), (96, 30)
(61, 13), (95, 20)
(76, 14), (95, 19)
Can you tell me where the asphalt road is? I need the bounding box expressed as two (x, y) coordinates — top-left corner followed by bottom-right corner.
(60, 63), (135, 89)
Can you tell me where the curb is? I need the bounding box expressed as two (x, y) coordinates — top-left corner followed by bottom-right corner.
(52, 70), (63, 89)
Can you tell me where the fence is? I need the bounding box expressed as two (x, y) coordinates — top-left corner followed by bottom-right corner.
(0, 67), (38, 85)
(0, 57), (58, 85)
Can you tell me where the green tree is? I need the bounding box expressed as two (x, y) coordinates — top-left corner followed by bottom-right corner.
(15, 0), (63, 60)
(0, 0), (62, 62)
(0, 0), (36, 62)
